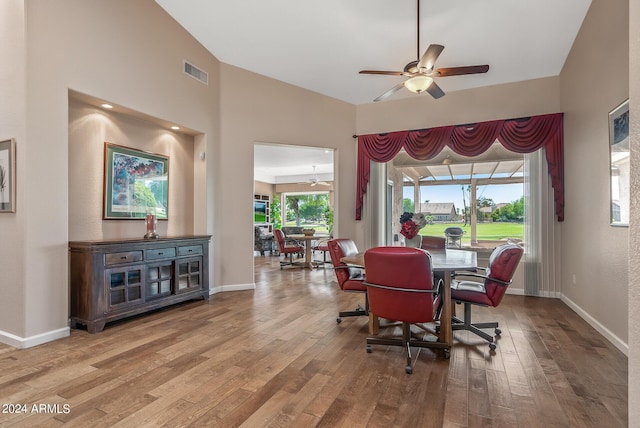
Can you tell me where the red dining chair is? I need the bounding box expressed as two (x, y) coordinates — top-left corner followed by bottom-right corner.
(273, 229), (304, 269)
(449, 243), (523, 350)
(364, 247), (448, 374)
(327, 238), (368, 323)
(420, 235), (446, 251)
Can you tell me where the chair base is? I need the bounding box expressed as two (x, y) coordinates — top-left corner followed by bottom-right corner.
(366, 322), (449, 373)
(279, 252), (304, 269)
(451, 302), (501, 350)
(336, 304), (367, 323)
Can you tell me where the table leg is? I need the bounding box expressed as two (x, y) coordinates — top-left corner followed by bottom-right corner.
(368, 313), (379, 335)
(440, 270), (453, 352)
(303, 241), (313, 269)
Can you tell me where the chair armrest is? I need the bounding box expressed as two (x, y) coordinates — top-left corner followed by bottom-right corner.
(451, 272), (511, 286)
(363, 281), (437, 294)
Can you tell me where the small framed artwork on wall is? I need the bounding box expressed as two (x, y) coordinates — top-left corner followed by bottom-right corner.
(608, 99), (629, 226)
(0, 138), (16, 213)
(103, 142), (169, 219)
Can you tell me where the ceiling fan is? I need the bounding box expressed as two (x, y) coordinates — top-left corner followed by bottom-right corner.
(303, 166), (330, 186)
(359, 0), (490, 102)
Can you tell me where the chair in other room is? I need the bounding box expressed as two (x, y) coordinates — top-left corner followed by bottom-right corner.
(311, 237), (332, 268)
(444, 226), (464, 248)
(327, 238), (368, 323)
(363, 247), (448, 373)
(273, 229), (304, 269)
(281, 226), (304, 257)
(449, 243), (523, 351)
(254, 226), (276, 256)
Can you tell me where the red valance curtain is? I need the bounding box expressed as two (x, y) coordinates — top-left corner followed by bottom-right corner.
(356, 113), (564, 221)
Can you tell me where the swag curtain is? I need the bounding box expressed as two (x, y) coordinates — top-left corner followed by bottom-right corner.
(356, 113), (564, 221)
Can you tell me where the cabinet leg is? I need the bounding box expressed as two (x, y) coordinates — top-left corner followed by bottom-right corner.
(86, 320), (106, 334)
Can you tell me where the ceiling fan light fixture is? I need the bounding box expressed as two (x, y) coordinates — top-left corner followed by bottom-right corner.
(404, 75), (434, 94)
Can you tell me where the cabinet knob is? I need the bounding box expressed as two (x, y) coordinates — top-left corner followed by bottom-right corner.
(121, 256), (127, 260)
(158, 252), (164, 256)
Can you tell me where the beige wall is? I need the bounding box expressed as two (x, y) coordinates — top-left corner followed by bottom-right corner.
(559, 0), (629, 346)
(628, 0), (639, 423)
(68, 98), (195, 240)
(0, 0), (220, 346)
(218, 64), (358, 291)
(0, 0), (27, 337)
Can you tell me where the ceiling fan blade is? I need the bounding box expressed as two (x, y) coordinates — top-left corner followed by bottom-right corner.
(373, 81), (406, 102)
(435, 65), (490, 77)
(359, 70), (406, 76)
(417, 44), (444, 71)
(426, 81), (445, 99)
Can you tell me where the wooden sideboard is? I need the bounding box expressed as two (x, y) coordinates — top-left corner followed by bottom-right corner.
(69, 235), (211, 333)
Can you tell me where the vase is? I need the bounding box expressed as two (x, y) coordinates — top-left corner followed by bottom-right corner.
(144, 208), (159, 239)
(404, 235), (422, 248)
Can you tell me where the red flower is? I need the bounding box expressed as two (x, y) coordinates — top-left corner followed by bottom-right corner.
(400, 221), (419, 239)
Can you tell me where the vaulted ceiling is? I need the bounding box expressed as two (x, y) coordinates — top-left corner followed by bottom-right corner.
(156, 0), (591, 105)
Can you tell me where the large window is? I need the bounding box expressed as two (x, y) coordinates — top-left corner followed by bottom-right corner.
(390, 144), (525, 246)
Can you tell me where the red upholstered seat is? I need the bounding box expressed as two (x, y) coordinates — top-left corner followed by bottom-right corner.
(420, 235), (446, 251)
(363, 246), (448, 373)
(273, 229), (304, 269)
(327, 238), (368, 323)
(449, 243), (523, 350)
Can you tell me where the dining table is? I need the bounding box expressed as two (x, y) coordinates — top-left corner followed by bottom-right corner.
(287, 233), (330, 269)
(340, 248), (478, 357)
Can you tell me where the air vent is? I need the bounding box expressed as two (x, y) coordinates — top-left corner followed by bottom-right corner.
(183, 60), (208, 85)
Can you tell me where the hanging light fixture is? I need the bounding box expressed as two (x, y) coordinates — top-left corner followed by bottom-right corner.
(404, 75), (434, 94)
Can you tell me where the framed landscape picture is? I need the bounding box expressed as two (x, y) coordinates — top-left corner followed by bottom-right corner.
(609, 99), (629, 226)
(0, 138), (16, 213)
(103, 143), (169, 219)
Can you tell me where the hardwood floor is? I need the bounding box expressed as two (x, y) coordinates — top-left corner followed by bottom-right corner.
(0, 255), (628, 427)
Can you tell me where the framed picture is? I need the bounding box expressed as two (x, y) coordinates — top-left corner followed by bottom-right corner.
(0, 138), (16, 213)
(104, 143), (169, 219)
(609, 99), (629, 226)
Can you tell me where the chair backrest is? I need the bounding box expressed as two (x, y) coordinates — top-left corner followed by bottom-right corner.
(327, 238), (362, 289)
(273, 229), (287, 252)
(484, 243), (524, 306)
(420, 236), (446, 251)
(363, 247), (438, 324)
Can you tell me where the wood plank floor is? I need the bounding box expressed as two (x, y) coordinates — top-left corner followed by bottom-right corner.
(0, 255), (628, 427)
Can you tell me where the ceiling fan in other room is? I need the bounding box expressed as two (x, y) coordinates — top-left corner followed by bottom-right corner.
(359, 0), (490, 102)
(302, 166), (330, 186)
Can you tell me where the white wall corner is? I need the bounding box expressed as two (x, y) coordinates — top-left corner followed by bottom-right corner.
(0, 327), (70, 349)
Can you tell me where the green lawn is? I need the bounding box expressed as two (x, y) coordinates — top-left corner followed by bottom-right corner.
(421, 222), (524, 242)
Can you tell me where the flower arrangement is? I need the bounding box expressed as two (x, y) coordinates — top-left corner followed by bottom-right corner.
(399, 211), (427, 240)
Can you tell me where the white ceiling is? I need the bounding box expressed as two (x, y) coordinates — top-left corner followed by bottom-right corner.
(155, 0), (591, 105)
(254, 144), (334, 184)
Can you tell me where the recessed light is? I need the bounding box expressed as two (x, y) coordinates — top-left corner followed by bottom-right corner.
(170, 126), (180, 130)
(101, 103), (113, 109)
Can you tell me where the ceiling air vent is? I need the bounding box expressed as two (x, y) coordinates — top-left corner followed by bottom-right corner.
(183, 60), (208, 85)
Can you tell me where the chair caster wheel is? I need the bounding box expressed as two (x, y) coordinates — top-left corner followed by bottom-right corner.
(366, 345), (372, 353)
(405, 365), (412, 374)
(489, 343), (496, 351)
(495, 328), (502, 336)
(336, 318), (342, 324)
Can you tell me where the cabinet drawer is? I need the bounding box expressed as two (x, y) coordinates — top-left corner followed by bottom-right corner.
(178, 245), (202, 256)
(105, 251), (143, 266)
(145, 247), (176, 260)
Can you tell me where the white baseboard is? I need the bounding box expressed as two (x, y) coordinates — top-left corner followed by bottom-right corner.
(0, 327), (70, 349)
(209, 283), (255, 295)
(560, 294), (629, 356)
